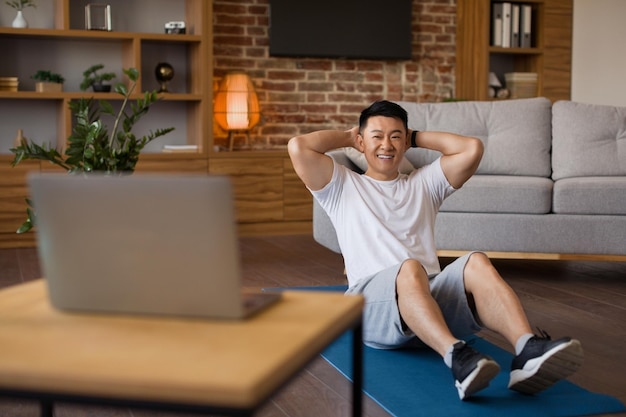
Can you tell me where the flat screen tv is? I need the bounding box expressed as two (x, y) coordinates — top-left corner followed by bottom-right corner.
(269, 0), (413, 60)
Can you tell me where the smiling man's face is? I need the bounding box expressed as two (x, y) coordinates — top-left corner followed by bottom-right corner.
(357, 115), (409, 181)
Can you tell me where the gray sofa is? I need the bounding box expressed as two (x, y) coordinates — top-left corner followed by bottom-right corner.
(313, 97), (626, 260)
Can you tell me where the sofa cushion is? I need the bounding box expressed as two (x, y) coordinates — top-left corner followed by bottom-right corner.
(553, 177), (626, 215)
(326, 149), (364, 173)
(435, 212), (626, 255)
(396, 97), (553, 177)
(552, 101), (626, 180)
(440, 175), (553, 214)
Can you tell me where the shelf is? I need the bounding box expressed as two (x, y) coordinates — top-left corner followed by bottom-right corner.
(1, 0), (210, 154)
(209, 149), (290, 159)
(488, 46), (542, 54)
(0, 91), (202, 100)
(0, 27), (202, 43)
(456, 0), (572, 102)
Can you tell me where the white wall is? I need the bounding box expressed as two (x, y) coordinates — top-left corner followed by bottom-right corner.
(572, 0), (626, 106)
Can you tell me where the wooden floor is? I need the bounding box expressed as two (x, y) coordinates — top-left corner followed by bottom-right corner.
(1, 234), (625, 417)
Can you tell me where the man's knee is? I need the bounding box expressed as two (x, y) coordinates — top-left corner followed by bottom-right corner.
(467, 251), (492, 266)
(397, 259), (429, 291)
(464, 252), (505, 292)
(464, 252), (494, 278)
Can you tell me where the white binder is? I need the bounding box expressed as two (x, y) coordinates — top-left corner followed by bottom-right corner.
(492, 3), (504, 46)
(511, 4), (520, 48)
(501, 2), (512, 47)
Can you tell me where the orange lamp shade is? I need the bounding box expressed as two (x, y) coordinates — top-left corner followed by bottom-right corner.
(214, 73), (260, 131)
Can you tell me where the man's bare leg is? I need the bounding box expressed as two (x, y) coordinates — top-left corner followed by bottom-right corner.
(463, 252), (584, 394)
(396, 259), (456, 356)
(462, 252), (533, 346)
(395, 259), (500, 399)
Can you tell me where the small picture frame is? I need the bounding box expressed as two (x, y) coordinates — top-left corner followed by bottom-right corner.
(85, 4), (112, 31)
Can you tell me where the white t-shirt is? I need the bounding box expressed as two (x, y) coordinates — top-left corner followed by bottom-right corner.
(312, 157), (456, 288)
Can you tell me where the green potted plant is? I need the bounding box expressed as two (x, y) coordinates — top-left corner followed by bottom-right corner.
(5, 0), (35, 8)
(31, 70), (65, 93)
(10, 67), (175, 233)
(5, 0), (36, 28)
(80, 63), (116, 92)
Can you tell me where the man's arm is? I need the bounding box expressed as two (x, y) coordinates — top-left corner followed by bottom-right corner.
(412, 130), (483, 189)
(288, 127), (359, 191)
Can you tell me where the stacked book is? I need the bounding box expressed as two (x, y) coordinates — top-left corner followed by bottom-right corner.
(0, 77), (19, 92)
(162, 145), (199, 153)
(505, 72), (537, 98)
(492, 2), (533, 48)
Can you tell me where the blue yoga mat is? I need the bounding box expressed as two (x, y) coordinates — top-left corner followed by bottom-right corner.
(285, 286), (625, 417)
(322, 332), (625, 417)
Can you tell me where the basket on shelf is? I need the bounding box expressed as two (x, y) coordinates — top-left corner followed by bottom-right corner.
(505, 72), (538, 99)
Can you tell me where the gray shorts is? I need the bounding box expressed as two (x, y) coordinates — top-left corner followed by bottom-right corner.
(346, 252), (482, 349)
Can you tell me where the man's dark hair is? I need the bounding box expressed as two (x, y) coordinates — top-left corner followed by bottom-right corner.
(359, 100), (409, 133)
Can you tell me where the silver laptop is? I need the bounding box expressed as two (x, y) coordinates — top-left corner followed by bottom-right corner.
(28, 173), (280, 320)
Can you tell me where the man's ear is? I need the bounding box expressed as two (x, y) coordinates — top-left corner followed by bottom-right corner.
(355, 133), (365, 152)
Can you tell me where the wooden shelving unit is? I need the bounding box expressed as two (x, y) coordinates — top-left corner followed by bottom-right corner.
(0, 0), (210, 156)
(455, 0), (573, 102)
(0, 0), (212, 248)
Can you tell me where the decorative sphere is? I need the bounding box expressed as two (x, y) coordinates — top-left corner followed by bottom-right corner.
(155, 63), (174, 82)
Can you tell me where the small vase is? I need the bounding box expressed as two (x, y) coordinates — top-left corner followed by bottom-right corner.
(12, 10), (28, 28)
(14, 129), (26, 147)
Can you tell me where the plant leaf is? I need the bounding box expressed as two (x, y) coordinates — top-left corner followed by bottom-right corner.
(114, 82), (128, 96)
(99, 99), (115, 115)
(16, 219), (33, 234)
(124, 67), (139, 82)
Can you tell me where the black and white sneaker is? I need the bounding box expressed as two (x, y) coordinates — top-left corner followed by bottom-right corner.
(451, 341), (501, 400)
(508, 329), (584, 394)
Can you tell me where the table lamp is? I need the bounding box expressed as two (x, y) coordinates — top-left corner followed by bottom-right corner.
(214, 72), (260, 150)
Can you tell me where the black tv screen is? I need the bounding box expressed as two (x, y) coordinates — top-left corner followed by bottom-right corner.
(269, 0), (413, 60)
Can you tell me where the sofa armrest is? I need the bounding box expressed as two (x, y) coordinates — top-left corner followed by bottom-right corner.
(313, 199), (341, 253)
(311, 149), (363, 254)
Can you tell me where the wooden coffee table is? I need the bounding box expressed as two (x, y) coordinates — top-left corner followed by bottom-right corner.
(0, 280), (364, 416)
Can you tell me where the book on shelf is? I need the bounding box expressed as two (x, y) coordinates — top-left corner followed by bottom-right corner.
(520, 4), (532, 47)
(511, 4), (520, 48)
(492, 3), (504, 46)
(0, 77), (19, 92)
(492, 2), (533, 48)
(501, 2), (512, 48)
(162, 145), (199, 153)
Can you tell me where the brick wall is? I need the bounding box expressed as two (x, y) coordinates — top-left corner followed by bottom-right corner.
(213, 0), (457, 149)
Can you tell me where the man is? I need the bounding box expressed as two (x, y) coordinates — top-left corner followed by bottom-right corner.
(288, 100), (583, 400)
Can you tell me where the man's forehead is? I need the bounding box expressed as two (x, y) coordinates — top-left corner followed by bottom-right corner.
(363, 115), (405, 132)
